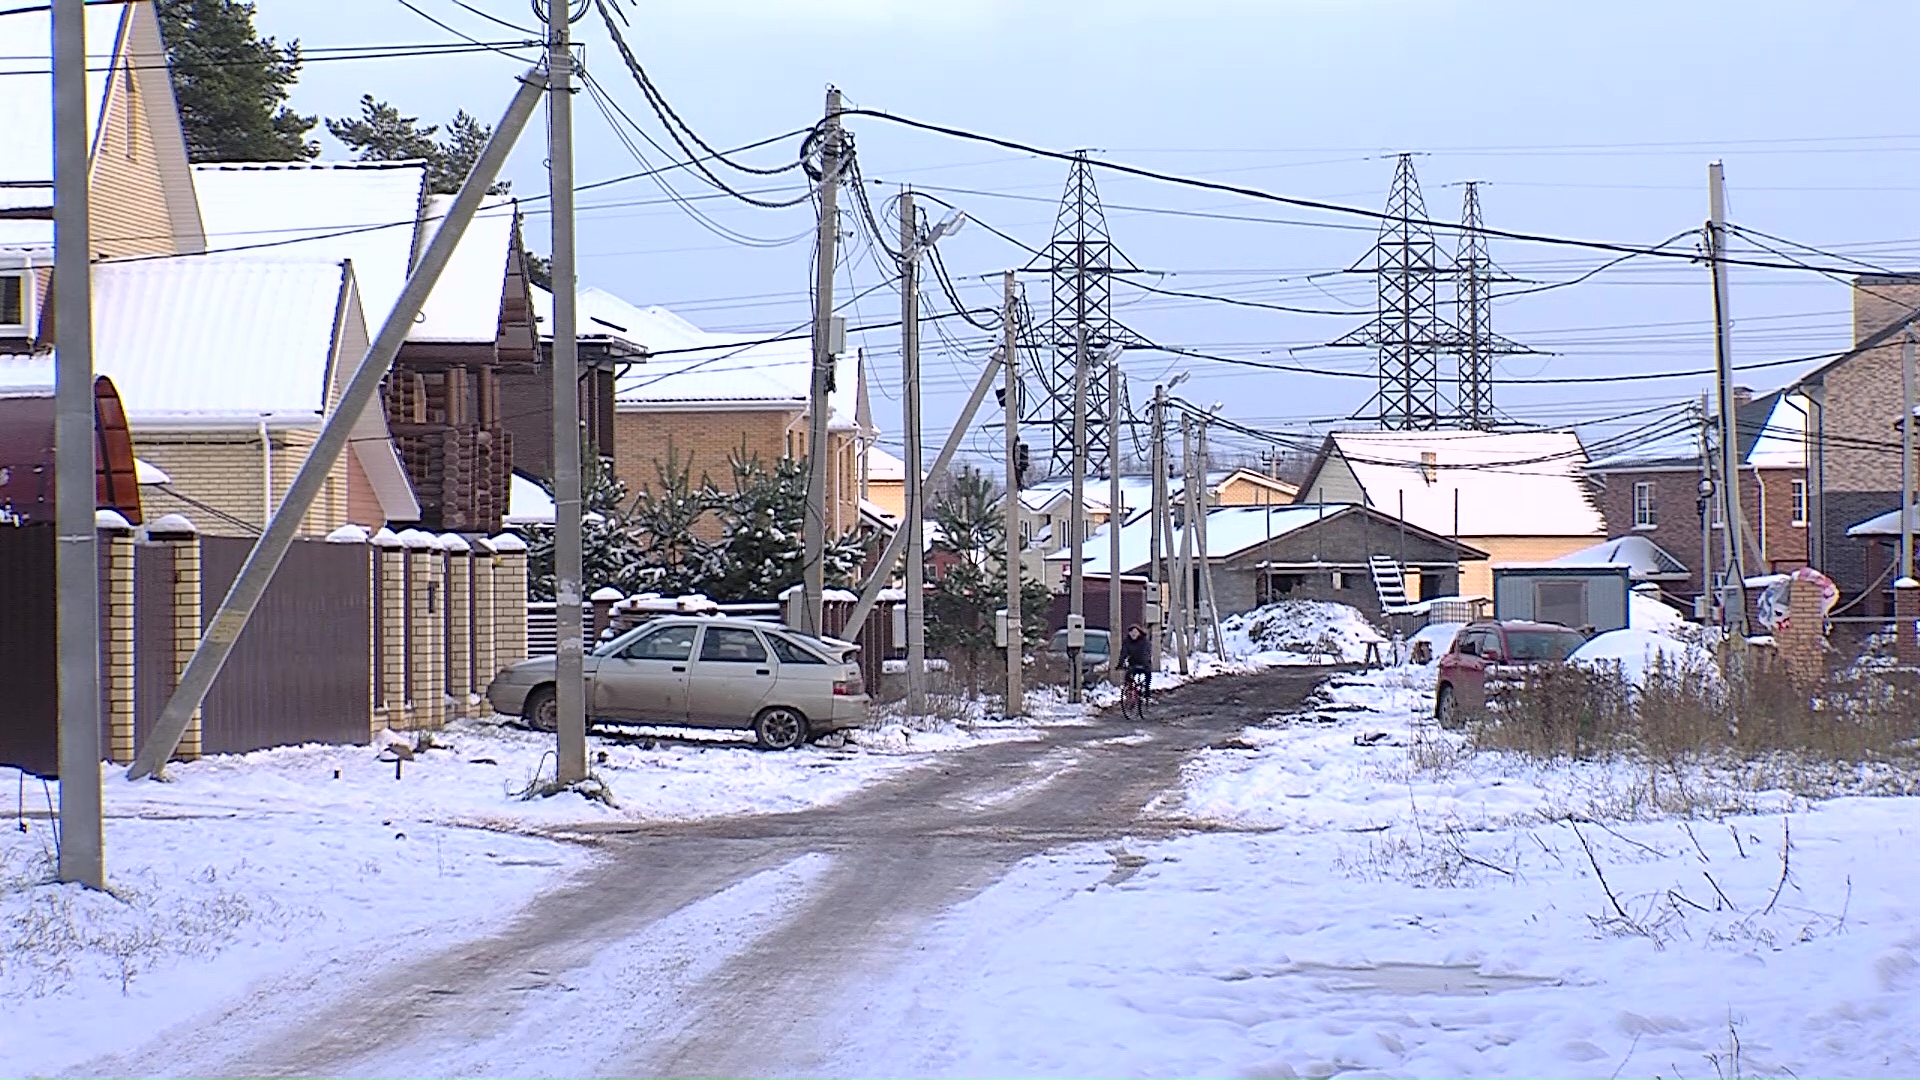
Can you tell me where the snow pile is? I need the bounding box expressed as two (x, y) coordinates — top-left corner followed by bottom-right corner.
(1571, 627), (1712, 686)
(1218, 600), (1386, 664)
(1629, 589), (1687, 631)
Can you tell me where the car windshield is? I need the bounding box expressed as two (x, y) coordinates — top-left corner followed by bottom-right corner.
(1505, 629), (1586, 662)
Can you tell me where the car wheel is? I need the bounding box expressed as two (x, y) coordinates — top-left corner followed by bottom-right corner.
(1435, 684), (1462, 731)
(753, 706), (808, 751)
(522, 685), (558, 733)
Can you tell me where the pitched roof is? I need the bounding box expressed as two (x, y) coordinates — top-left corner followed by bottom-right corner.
(1311, 430), (1605, 538)
(0, 1), (123, 186)
(1847, 503), (1920, 537)
(408, 195), (518, 343)
(1548, 535), (1690, 579)
(191, 161), (426, 334)
(1587, 391), (1806, 471)
(88, 258), (352, 421)
(1049, 503), (1488, 576)
(866, 446), (905, 482)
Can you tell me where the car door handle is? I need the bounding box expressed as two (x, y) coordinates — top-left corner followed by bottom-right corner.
(756, 668), (771, 675)
(672, 665), (686, 673)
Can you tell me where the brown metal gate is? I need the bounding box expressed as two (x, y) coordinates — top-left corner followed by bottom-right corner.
(0, 526), (56, 777)
(198, 536), (371, 754)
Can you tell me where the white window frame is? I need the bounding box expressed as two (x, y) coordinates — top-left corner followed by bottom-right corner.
(0, 270), (34, 336)
(1790, 479), (1808, 527)
(1632, 481), (1657, 530)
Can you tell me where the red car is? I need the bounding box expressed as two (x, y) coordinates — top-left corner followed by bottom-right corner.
(1434, 619), (1589, 729)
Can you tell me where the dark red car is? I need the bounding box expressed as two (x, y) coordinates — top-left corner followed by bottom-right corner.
(1434, 620), (1589, 729)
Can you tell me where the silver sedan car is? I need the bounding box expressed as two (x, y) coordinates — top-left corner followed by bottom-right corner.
(485, 616), (871, 750)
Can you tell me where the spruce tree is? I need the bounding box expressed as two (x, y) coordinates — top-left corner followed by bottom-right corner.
(156, 0), (316, 162)
(326, 97), (508, 195)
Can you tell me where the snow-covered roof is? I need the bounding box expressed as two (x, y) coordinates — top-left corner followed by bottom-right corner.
(88, 258), (349, 421)
(409, 195), (516, 343)
(1321, 430), (1604, 538)
(1848, 504), (1920, 537)
(867, 446), (905, 482)
(191, 162), (426, 335)
(506, 471), (554, 526)
(1744, 392), (1807, 469)
(531, 285), (710, 351)
(1547, 535), (1690, 579)
(0, 1), (122, 186)
(1051, 505), (1356, 576)
(1587, 391), (1808, 471)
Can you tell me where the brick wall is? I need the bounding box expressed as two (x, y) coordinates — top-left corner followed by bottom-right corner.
(611, 406), (862, 541)
(1590, 466), (1809, 596)
(134, 427), (356, 538)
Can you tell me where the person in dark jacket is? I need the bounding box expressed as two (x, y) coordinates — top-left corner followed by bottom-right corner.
(1119, 624), (1152, 706)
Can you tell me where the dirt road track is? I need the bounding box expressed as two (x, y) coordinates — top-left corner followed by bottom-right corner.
(72, 667), (1332, 1079)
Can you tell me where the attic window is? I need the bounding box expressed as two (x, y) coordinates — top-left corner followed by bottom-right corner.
(0, 272), (30, 332)
(1420, 450), (1438, 484)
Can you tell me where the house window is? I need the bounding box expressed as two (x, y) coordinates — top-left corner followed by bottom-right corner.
(1632, 481), (1656, 529)
(1791, 479), (1807, 527)
(0, 272), (29, 333)
(1711, 495), (1724, 530)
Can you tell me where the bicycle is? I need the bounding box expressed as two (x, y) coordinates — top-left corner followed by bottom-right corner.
(1120, 668), (1151, 720)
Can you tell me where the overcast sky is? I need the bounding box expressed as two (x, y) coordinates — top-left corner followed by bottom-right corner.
(256, 0), (1920, 472)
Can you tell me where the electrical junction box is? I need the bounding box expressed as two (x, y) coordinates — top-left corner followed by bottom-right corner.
(1065, 613), (1085, 649)
(995, 608), (1010, 648)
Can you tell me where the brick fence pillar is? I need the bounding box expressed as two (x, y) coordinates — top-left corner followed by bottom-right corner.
(1896, 577), (1920, 667)
(98, 514), (136, 764)
(398, 530), (445, 730)
(373, 528), (407, 731)
(1778, 577), (1827, 688)
(489, 532), (528, 669)
(143, 515), (204, 761)
(442, 534), (472, 719)
(470, 536), (497, 699)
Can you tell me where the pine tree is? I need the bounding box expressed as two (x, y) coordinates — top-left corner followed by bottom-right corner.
(703, 449), (867, 601)
(925, 466), (1052, 687)
(519, 454), (648, 601)
(156, 0), (317, 162)
(624, 445), (717, 595)
(325, 97), (509, 195)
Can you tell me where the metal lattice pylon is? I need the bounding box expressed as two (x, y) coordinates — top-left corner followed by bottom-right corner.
(1022, 151), (1146, 477)
(1330, 154), (1449, 431)
(1450, 181), (1535, 430)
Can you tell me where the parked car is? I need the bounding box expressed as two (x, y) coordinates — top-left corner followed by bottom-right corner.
(1434, 619), (1588, 729)
(1045, 627), (1111, 687)
(485, 615), (870, 750)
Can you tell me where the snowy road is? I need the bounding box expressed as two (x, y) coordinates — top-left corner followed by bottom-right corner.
(69, 667), (1331, 1079)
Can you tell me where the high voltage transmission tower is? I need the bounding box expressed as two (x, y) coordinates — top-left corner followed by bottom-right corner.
(1451, 181), (1536, 430)
(1023, 151), (1147, 477)
(1330, 153), (1450, 431)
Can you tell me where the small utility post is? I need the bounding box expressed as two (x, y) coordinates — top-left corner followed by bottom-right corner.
(1066, 319), (1088, 704)
(546, 0), (586, 784)
(1107, 349), (1123, 682)
(1002, 270), (1023, 716)
(1706, 161), (1749, 640)
(1149, 384), (1166, 669)
(53, 0), (102, 888)
(1697, 393), (1716, 623)
(899, 190), (926, 714)
(1902, 326), (1915, 582)
(800, 87), (845, 638)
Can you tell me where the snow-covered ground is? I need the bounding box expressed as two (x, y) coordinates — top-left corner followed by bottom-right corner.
(1220, 599), (1388, 665)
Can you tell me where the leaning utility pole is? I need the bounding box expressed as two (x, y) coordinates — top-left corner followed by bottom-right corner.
(1706, 161), (1749, 640)
(1149, 384), (1167, 670)
(1002, 271), (1023, 716)
(546, 0), (586, 784)
(900, 191), (927, 714)
(1107, 349), (1123, 681)
(1066, 317), (1088, 704)
(129, 73), (546, 780)
(53, 0), (102, 887)
(799, 88), (845, 638)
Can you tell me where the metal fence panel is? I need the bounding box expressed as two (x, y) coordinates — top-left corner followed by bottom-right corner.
(198, 537), (372, 754)
(133, 544), (177, 754)
(0, 526), (56, 777)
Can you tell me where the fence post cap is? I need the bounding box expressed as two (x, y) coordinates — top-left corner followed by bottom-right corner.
(370, 527), (404, 549)
(590, 586), (625, 602)
(94, 508), (132, 532)
(468, 535), (495, 554)
(325, 523), (371, 544)
(396, 528), (438, 551)
(140, 512), (198, 540)
(1898, 577), (1920, 590)
(488, 532), (527, 553)
(438, 532), (472, 554)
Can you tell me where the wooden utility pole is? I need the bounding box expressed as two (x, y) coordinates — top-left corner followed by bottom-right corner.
(1002, 271), (1023, 716)
(800, 88), (845, 638)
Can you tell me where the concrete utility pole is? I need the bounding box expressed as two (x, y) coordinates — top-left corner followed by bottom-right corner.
(1706, 161), (1749, 640)
(1066, 319), (1088, 703)
(1002, 271), (1023, 717)
(899, 191), (926, 714)
(1178, 412), (1197, 671)
(1697, 393), (1716, 624)
(1107, 349), (1123, 682)
(546, 0), (586, 784)
(1903, 327), (1915, 583)
(53, 0), (101, 887)
(130, 72), (546, 780)
(1196, 412), (1223, 653)
(1149, 384), (1166, 670)
(800, 88), (845, 638)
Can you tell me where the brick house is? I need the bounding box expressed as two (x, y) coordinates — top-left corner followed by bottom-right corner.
(1294, 431), (1606, 600)
(1795, 275), (1920, 609)
(1585, 389), (1811, 604)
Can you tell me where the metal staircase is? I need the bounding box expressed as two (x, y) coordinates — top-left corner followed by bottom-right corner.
(1368, 554), (1408, 609)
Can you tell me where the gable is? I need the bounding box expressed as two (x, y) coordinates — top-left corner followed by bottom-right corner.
(1322, 430), (1605, 539)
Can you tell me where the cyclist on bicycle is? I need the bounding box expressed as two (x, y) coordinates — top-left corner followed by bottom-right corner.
(1120, 623), (1152, 709)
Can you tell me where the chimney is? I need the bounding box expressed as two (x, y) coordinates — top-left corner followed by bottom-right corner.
(1732, 386), (1753, 408)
